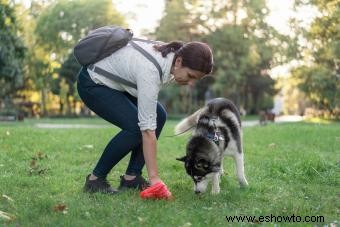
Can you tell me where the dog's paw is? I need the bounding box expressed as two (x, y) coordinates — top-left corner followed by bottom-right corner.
(239, 179), (249, 188)
(211, 186), (220, 194)
(211, 189), (220, 195)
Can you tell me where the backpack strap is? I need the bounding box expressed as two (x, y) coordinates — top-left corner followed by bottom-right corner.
(129, 40), (163, 83)
(87, 64), (137, 89)
(88, 39), (164, 88)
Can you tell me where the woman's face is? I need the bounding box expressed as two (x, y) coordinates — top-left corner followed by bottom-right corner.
(172, 57), (206, 86)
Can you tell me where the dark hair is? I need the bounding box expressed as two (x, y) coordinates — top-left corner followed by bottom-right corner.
(154, 41), (213, 74)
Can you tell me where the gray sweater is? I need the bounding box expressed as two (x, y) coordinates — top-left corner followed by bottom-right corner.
(87, 41), (175, 130)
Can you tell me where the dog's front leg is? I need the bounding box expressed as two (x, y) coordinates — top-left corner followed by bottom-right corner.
(220, 159), (224, 175)
(234, 153), (248, 187)
(211, 172), (221, 194)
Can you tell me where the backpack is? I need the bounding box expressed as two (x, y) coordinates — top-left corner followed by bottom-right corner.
(73, 25), (163, 88)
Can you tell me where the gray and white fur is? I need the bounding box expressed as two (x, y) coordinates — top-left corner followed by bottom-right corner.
(176, 98), (248, 194)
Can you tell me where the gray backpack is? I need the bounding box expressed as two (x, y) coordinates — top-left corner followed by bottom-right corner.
(73, 25), (163, 88)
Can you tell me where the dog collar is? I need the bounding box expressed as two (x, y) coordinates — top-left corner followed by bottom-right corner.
(206, 131), (224, 146)
(206, 118), (224, 146)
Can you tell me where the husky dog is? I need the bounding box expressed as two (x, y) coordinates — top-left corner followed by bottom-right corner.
(175, 98), (248, 194)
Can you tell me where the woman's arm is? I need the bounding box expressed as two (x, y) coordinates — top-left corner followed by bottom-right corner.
(142, 130), (161, 185)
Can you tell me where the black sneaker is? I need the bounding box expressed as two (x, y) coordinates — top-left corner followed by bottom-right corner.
(84, 174), (119, 194)
(118, 175), (150, 191)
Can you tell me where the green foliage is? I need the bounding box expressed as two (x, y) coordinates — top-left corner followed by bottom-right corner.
(0, 119), (339, 225)
(54, 52), (81, 115)
(155, 0), (290, 114)
(155, 0), (193, 42)
(57, 53), (80, 94)
(292, 0), (339, 115)
(207, 0), (286, 113)
(0, 1), (26, 99)
(292, 66), (339, 113)
(35, 0), (126, 60)
(22, 0), (126, 115)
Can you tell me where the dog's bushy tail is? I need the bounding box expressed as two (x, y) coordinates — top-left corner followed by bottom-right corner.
(174, 108), (203, 134)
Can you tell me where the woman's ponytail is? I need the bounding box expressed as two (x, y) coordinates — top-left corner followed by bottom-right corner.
(153, 41), (184, 57)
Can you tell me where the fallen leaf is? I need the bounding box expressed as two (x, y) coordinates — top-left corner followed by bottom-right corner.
(5, 131), (10, 136)
(30, 159), (37, 168)
(37, 169), (48, 175)
(36, 151), (47, 159)
(2, 194), (14, 202)
(53, 204), (67, 212)
(0, 210), (16, 221)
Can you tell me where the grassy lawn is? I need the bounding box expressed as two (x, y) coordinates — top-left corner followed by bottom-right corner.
(0, 119), (339, 226)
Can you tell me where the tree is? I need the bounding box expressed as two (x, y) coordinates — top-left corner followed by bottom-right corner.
(35, 0), (126, 62)
(292, 0), (339, 116)
(33, 0), (126, 115)
(210, 0), (294, 113)
(0, 1), (26, 107)
(156, 0), (289, 114)
(15, 0), (60, 116)
(154, 0), (189, 41)
(54, 52), (80, 115)
(155, 0), (210, 113)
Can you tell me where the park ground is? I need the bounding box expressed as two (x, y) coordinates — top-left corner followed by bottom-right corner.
(0, 118), (339, 226)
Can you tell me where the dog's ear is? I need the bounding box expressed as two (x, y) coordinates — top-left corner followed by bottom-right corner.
(176, 156), (187, 162)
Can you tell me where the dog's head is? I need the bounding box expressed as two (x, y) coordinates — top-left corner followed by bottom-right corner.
(177, 135), (221, 193)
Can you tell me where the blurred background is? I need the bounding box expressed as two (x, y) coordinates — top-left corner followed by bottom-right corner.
(0, 0), (339, 121)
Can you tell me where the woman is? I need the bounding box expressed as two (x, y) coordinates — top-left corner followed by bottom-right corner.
(77, 40), (213, 200)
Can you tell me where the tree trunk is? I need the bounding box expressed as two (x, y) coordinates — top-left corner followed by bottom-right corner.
(66, 94), (72, 116)
(41, 88), (48, 117)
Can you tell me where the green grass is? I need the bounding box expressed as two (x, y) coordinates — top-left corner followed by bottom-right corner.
(0, 119), (339, 226)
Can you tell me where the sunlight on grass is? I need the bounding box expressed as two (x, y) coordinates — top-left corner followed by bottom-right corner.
(304, 117), (333, 124)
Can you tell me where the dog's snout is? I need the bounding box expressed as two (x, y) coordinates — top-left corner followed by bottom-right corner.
(195, 190), (201, 194)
